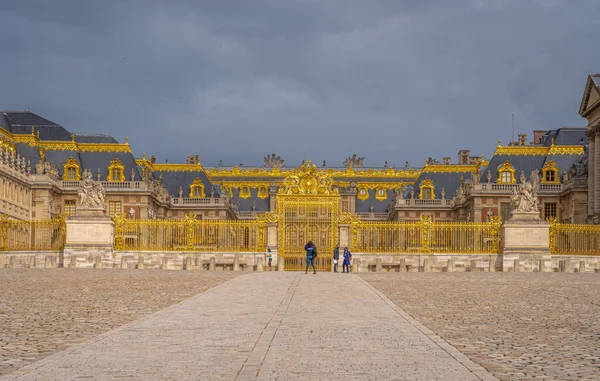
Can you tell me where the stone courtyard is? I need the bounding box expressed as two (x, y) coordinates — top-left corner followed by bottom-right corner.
(0, 270), (599, 380)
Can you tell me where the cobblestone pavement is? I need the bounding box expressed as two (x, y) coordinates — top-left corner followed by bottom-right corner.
(361, 273), (600, 381)
(0, 269), (239, 377)
(1, 273), (495, 381)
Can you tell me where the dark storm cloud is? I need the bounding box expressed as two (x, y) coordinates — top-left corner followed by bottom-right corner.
(1, 0), (599, 167)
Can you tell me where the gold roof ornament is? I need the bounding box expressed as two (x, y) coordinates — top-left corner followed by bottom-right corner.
(279, 159), (338, 195)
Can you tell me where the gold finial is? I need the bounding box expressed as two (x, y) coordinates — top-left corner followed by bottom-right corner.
(143, 152), (146, 160)
(31, 126), (35, 136)
(125, 136), (129, 144)
(497, 139), (501, 147)
(71, 133), (75, 142)
(551, 137), (555, 146)
(481, 153), (485, 160)
(37, 130), (40, 138)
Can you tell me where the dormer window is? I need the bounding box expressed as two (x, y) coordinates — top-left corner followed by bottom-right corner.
(239, 186), (250, 199)
(497, 161), (516, 184)
(257, 186), (268, 199)
(375, 188), (386, 201)
(107, 158), (125, 182)
(62, 157), (80, 180)
(189, 178), (205, 198)
(419, 179), (435, 199)
(357, 187), (368, 201)
(541, 160), (559, 183)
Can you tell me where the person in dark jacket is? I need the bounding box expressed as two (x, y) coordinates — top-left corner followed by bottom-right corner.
(333, 244), (340, 272)
(342, 247), (352, 273)
(304, 241), (317, 274)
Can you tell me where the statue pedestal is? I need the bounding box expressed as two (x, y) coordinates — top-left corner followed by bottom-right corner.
(62, 207), (114, 268)
(502, 212), (551, 272)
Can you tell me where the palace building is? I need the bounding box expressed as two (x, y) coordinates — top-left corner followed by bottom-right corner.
(0, 73), (598, 272)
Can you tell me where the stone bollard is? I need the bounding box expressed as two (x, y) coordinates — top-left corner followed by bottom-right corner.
(399, 258), (406, 272)
(121, 255), (129, 269)
(137, 256), (145, 269)
(45, 255), (57, 268)
(488, 257), (495, 272)
(538, 260), (544, 273)
(470, 259), (478, 272)
(69, 255), (77, 268)
(185, 256), (194, 270)
(94, 256), (102, 268)
(580, 260), (586, 274)
(233, 255), (240, 271)
(8, 256), (16, 268)
(559, 259), (570, 273)
(376, 258), (383, 272)
(161, 256), (169, 270)
(29, 255), (36, 269)
(446, 259), (454, 273)
(277, 257), (285, 271)
(351, 259), (358, 273)
(513, 259), (520, 273)
(209, 256), (216, 271)
(256, 256), (264, 272)
(421, 259), (428, 272)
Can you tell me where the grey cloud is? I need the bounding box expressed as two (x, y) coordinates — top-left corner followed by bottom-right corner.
(1, 0), (599, 168)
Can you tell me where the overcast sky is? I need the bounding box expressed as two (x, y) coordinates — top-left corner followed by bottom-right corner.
(0, 0), (599, 168)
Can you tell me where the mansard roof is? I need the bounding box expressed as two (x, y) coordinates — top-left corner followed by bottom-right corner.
(539, 128), (587, 146)
(79, 151), (140, 181)
(482, 155), (546, 183)
(1, 111), (73, 141)
(355, 189), (393, 213)
(411, 171), (472, 200)
(154, 170), (218, 199)
(230, 188), (270, 212)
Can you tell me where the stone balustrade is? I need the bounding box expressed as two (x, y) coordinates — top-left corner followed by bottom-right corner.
(171, 197), (226, 207)
(396, 198), (451, 207)
(356, 212), (389, 220)
(476, 183), (562, 193)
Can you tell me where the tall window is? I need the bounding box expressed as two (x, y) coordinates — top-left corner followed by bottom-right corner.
(107, 158), (125, 181)
(64, 200), (76, 216)
(501, 171), (512, 183)
(542, 160), (559, 184)
(501, 203), (510, 221)
(544, 203), (557, 220)
(189, 178), (206, 198)
(419, 179), (435, 199)
(497, 161), (515, 184)
(62, 157), (80, 180)
(109, 201), (122, 218)
(422, 188), (432, 199)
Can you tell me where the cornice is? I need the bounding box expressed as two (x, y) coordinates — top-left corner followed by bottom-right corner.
(422, 164), (478, 174)
(204, 166), (421, 179)
(7, 128), (131, 153)
(494, 143), (584, 156)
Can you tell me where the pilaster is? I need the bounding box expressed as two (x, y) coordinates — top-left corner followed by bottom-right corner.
(587, 129), (595, 217)
(595, 128), (600, 213)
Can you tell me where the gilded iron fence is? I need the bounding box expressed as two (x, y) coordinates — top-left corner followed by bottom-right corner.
(113, 214), (270, 252)
(0, 214), (66, 251)
(352, 215), (502, 254)
(549, 219), (600, 256)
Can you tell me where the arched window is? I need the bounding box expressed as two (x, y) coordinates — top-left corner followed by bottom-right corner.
(357, 187), (369, 201)
(375, 188), (387, 201)
(541, 160), (559, 183)
(62, 157), (81, 180)
(419, 179), (435, 199)
(497, 161), (516, 184)
(107, 158), (125, 182)
(257, 186), (268, 199)
(239, 186), (250, 199)
(189, 178), (206, 198)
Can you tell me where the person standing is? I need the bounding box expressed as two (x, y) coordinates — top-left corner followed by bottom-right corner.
(333, 244), (340, 272)
(267, 248), (273, 270)
(342, 247), (352, 273)
(304, 241), (317, 274)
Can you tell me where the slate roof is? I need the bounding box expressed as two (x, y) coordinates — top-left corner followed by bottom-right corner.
(74, 133), (118, 144)
(540, 128), (587, 146)
(154, 170), (218, 199)
(1, 111), (72, 140)
(230, 189), (270, 212)
(481, 154), (546, 183)
(79, 151), (140, 181)
(592, 74), (600, 89)
(411, 171), (472, 200)
(355, 189), (393, 213)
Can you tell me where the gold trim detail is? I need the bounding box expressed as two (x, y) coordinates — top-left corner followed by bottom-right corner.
(494, 144), (584, 156)
(418, 178), (435, 199)
(375, 188), (387, 201)
(8, 127), (131, 153)
(497, 161), (516, 184)
(189, 178), (206, 198)
(357, 187), (369, 201)
(257, 186), (269, 199)
(205, 165), (420, 179)
(62, 157), (81, 180)
(422, 164), (478, 173)
(279, 159), (337, 195)
(107, 158), (125, 182)
(239, 186), (251, 199)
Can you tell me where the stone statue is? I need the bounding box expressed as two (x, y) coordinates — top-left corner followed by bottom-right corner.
(519, 170), (527, 184)
(210, 186), (215, 198)
(369, 204), (375, 213)
(568, 144), (588, 179)
(509, 171), (540, 215)
(251, 201), (256, 212)
(487, 171), (492, 184)
(562, 170), (569, 183)
(441, 188), (446, 199)
(405, 161), (409, 168)
(487, 209), (493, 221)
(179, 186), (183, 199)
(129, 207), (135, 219)
(78, 169), (105, 208)
(343, 154), (364, 168)
(96, 168), (101, 181)
(322, 160), (326, 167)
(131, 168), (136, 181)
(264, 153), (284, 168)
(453, 185), (466, 206)
(470, 171), (480, 185)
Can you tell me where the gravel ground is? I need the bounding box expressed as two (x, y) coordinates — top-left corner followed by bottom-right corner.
(361, 272), (600, 381)
(0, 269), (239, 376)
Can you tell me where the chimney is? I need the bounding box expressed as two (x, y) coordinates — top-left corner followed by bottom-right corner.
(458, 150), (470, 165)
(468, 156), (480, 165)
(186, 155), (200, 164)
(533, 130), (548, 145)
(518, 134), (527, 146)
(150, 155), (156, 164)
(443, 157), (451, 165)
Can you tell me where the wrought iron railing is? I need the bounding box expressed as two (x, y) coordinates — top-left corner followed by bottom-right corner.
(0, 214), (66, 251)
(113, 214), (270, 252)
(549, 219), (600, 256)
(352, 215), (502, 254)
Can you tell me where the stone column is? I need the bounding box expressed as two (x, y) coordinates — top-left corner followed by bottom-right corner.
(595, 130), (600, 213)
(589, 133), (595, 216)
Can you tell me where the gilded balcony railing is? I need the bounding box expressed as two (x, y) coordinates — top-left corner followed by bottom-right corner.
(0, 214), (66, 251)
(113, 214), (269, 252)
(353, 215), (502, 254)
(549, 219), (600, 256)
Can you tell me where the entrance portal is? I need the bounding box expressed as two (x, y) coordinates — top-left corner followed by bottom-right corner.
(276, 160), (340, 271)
